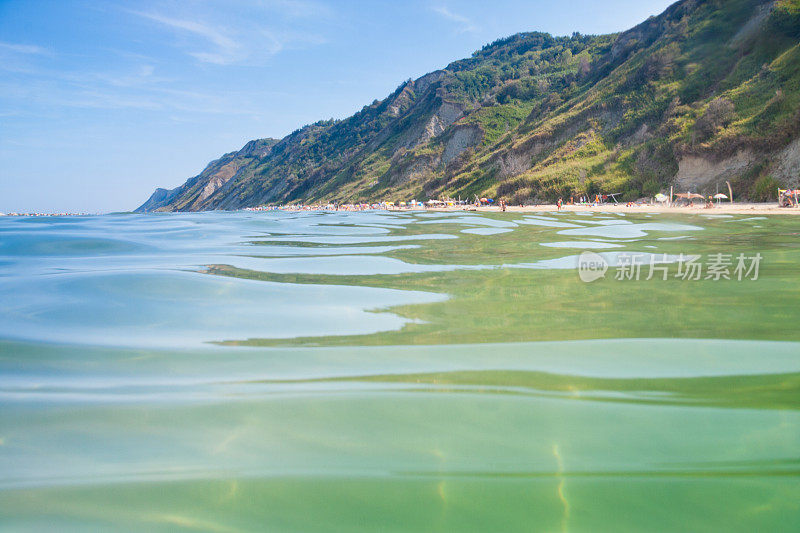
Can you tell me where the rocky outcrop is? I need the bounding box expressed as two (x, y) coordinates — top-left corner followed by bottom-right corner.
(442, 125), (483, 165)
(496, 135), (554, 178)
(417, 101), (465, 145)
(768, 136), (800, 188)
(199, 160), (242, 202)
(675, 150), (755, 190)
(673, 135), (800, 191)
(387, 83), (415, 117)
(413, 70), (448, 95)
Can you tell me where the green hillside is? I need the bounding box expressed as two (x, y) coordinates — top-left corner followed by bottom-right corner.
(137, 0), (800, 212)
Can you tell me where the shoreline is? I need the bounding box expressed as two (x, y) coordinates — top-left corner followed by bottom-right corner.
(408, 202), (800, 216)
(3, 203), (799, 217)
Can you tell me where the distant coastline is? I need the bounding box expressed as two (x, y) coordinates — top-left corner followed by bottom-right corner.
(0, 212), (96, 217)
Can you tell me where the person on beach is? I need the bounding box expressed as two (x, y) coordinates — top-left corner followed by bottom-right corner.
(557, 198), (563, 210)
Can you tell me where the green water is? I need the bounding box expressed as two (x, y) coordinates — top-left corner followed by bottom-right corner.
(0, 211), (799, 531)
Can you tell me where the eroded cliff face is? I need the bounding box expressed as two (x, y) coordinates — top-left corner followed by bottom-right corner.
(675, 151), (756, 190)
(442, 126), (484, 166)
(772, 137), (800, 188)
(418, 101), (466, 145)
(674, 138), (800, 193)
(137, 0), (800, 211)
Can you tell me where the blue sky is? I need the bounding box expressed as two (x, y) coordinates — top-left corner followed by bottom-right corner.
(0, 0), (675, 213)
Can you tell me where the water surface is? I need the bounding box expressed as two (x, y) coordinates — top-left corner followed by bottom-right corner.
(1, 211), (799, 531)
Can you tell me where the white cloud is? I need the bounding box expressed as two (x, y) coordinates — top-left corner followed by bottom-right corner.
(0, 41), (50, 55)
(0, 58), (276, 117)
(130, 3), (330, 66)
(431, 6), (478, 33)
(0, 2), (332, 118)
(132, 11), (243, 65)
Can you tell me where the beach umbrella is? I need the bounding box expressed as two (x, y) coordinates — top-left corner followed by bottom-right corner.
(654, 193), (669, 202)
(713, 193), (728, 199)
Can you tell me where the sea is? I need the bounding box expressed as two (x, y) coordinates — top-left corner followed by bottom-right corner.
(0, 210), (798, 531)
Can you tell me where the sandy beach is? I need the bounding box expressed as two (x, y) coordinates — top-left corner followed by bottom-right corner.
(415, 202), (800, 216)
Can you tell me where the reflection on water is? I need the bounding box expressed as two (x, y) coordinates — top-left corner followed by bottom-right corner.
(540, 241), (624, 249)
(460, 227), (513, 235)
(0, 271), (446, 347)
(1, 211), (799, 531)
(515, 216), (583, 228)
(558, 221), (704, 239)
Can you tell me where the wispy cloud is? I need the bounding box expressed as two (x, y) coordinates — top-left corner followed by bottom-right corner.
(0, 52), (277, 118)
(0, 73), (275, 116)
(258, 0), (334, 19)
(0, 1), (331, 121)
(129, 3), (330, 66)
(131, 11), (244, 65)
(0, 41), (50, 55)
(94, 64), (170, 88)
(431, 6), (478, 33)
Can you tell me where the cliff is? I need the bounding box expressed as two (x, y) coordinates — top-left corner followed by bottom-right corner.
(138, 0), (800, 211)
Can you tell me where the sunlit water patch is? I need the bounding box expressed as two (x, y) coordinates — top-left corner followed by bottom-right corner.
(564, 218), (632, 226)
(0, 271), (446, 347)
(415, 215), (518, 228)
(558, 222), (704, 239)
(217, 255), (488, 276)
(254, 234), (457, 244)
(508, 251), (687, 270)
(540, 241), (625, 249)
(732, 216), (768, 222)
(514, 217), (583, 228)
(460, 227), (513, 235)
